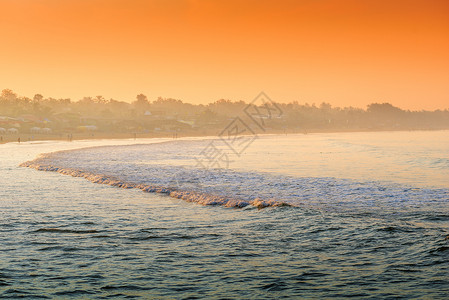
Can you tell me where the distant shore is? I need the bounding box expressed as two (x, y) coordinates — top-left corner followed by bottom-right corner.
(1, 128), (448, 145)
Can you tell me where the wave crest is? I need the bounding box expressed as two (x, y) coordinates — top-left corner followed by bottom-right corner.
(20, 159), (289, 208)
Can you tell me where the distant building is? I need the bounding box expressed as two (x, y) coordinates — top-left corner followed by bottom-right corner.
(30, 127), (41, 134)
(7, 128), (19, 134)
(41, 128), (52, 134)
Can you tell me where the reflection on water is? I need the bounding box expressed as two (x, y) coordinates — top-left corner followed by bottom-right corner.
(21, 131), (449, 209)
(235, 131), (449, 188)
(1, 133), (449, 298)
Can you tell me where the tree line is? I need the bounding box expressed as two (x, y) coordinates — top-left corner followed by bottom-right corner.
(1, 89), (448, 135)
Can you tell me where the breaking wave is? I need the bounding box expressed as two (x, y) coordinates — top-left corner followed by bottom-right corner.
(19, 139), (449, 213)
(20, 156), (287, 208)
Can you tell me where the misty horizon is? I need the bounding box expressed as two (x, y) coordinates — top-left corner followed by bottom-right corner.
(2, 89), (449, 112)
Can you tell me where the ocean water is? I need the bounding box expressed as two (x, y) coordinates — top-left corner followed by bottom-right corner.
(1, 132), (449, 298)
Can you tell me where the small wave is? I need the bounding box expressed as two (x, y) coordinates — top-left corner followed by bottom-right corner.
(0, 280), (10, 287)
(377, 226), (414, 233)
(91, 235), (114, 239)
(33, 228), (100, 234)
(431, 246), (449, 253)
(20, 160), (290, 208)
(424, 214), (449, 221)
(53, 289), (95, 296)
(80, 221), (96, 225)
(100, 284), (153, 291)
(261, 281), (289, 291)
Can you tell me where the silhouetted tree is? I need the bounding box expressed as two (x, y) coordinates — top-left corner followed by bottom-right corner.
(33, 94), (44, 103)
(133, 94), (150, 111)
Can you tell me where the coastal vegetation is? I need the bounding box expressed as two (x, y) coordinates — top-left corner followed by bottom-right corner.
(1, 89), (448, 142)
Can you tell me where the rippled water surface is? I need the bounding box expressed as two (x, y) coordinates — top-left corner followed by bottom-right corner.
(1, 132), (449, 299)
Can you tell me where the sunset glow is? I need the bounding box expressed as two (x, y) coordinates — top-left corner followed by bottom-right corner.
(1, 0), (448, 109)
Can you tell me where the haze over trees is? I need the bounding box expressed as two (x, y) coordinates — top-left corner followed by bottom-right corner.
(1, 89), (448, 138)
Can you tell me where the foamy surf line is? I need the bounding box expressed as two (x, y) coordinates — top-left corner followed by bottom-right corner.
(19, 140), (449, 213)
(20, 155), (289, 208)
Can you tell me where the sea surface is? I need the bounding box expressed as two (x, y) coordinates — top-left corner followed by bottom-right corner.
(1, 131), (449, 299)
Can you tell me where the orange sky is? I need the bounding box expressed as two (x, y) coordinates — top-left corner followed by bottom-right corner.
(0, 0), (448, 109)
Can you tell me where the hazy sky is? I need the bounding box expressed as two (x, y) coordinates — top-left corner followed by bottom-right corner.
(1, 0), (448, 109)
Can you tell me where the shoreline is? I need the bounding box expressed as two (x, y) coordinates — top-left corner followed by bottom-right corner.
(1, 128), (448, 145)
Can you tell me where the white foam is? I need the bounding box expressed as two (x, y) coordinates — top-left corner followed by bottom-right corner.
(20, 137), (449, 211)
